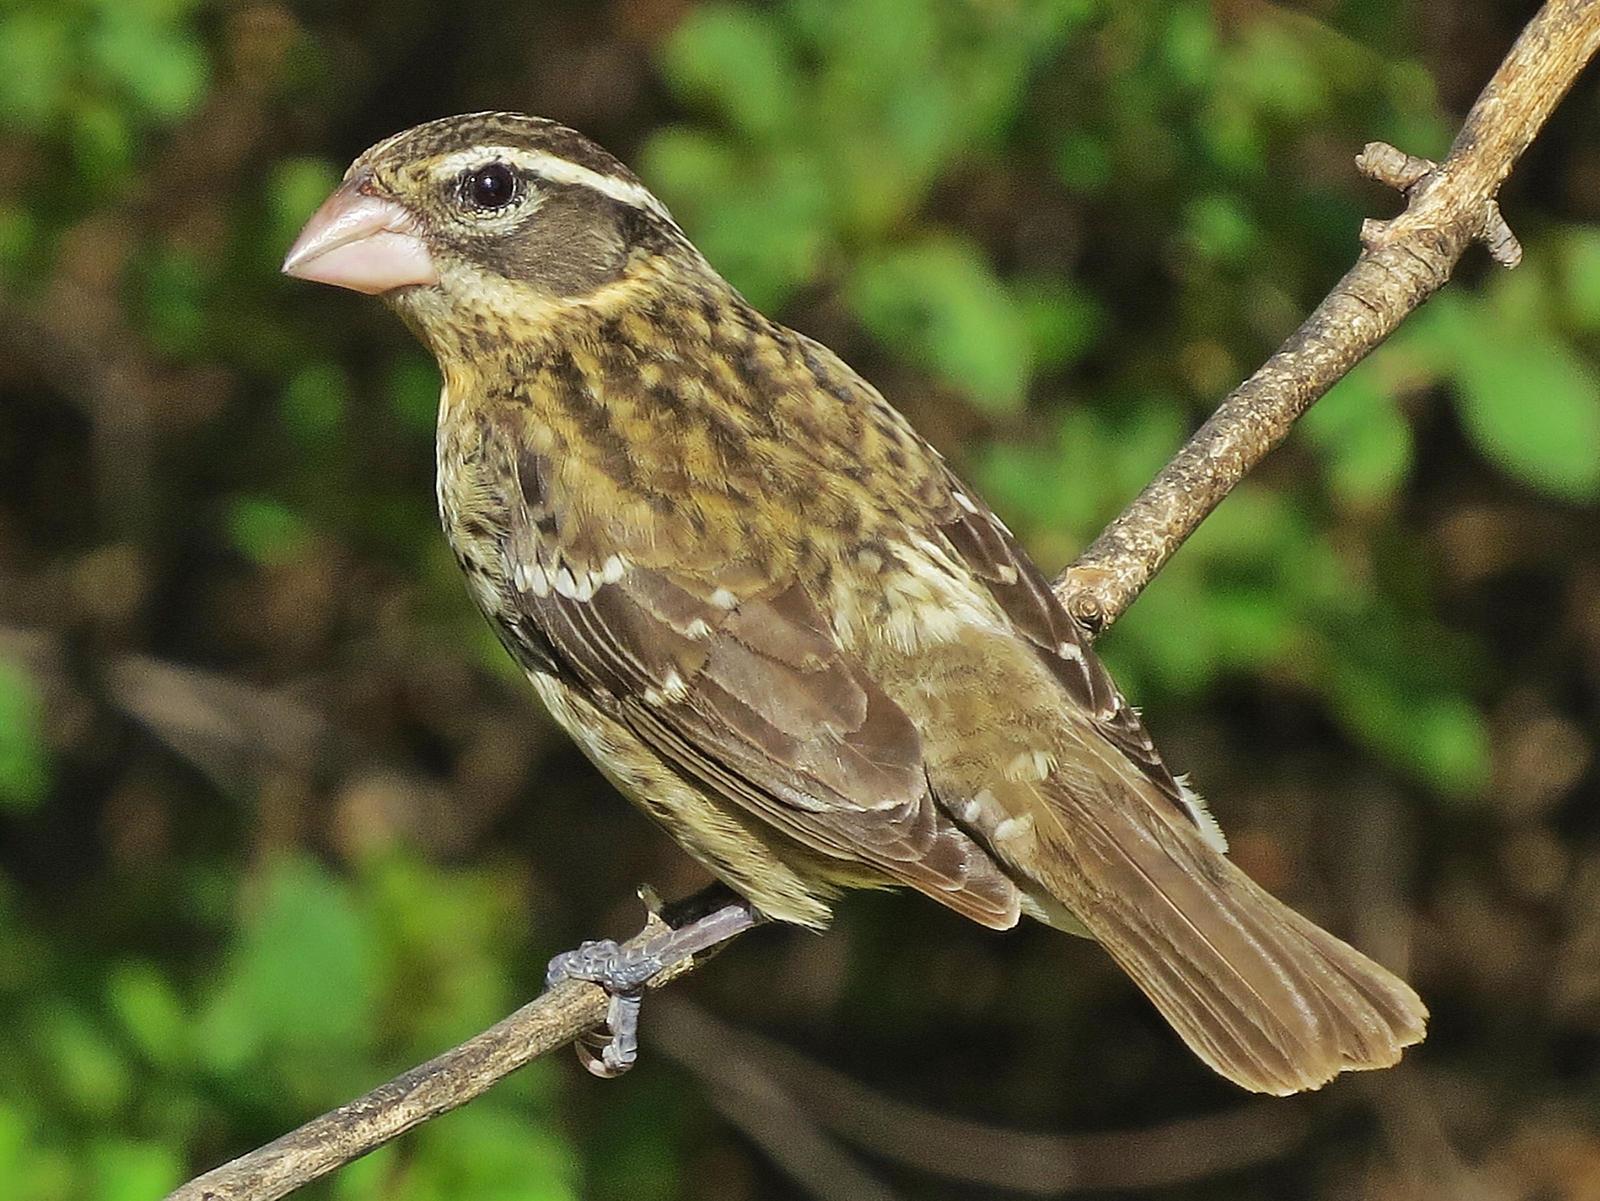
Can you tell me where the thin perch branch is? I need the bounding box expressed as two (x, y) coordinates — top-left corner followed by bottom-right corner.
(167, 4), (1600, 1199)
(167, 888), (731, 1201)
(1052, 0), (1600, 632)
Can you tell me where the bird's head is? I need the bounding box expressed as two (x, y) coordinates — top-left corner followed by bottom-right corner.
(283, 113), (691, 356)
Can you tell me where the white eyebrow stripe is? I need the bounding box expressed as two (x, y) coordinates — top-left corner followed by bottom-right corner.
(431, 145), (673, 223)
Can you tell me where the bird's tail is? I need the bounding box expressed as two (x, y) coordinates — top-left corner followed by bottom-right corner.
(1031, 779), (1426, 1095)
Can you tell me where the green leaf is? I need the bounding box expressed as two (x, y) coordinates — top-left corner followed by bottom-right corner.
(227, 497), (311, 566)
(140, 249), (209, 355)
(88, 19), (208, 121)
(281, 361), (348, 441)
(1433, 295), (1600, 502)
(87, 1139), (182, 1201)
(1110, 569), (1228, 694)
(637, 127), (743, 215)
(0, 205), (36, 284)
(409, 1103), (579, 1201)
(848, 236), (1032, 413)
(328, 1143), (400, 1201)
(198, 857), (378, 1073)
(976, 437), (1094, 542)
(659, 4), (802, 140)
(37, 1005), (132, 1118)
(106, 961), (188, 1072)
(1183, 193), (1258, 265)
(0, 659), (50, 814)
(1329, 659), (1490, 798)
(1109, 484), (1343, 698)
(642, 131), (830, 308)
(88, 0), (206, 22)
(974, 393), (1186, 559)
(0, 1104), (73, 1201)
(1159, 1), (1219, 88)
(0, 11), (73, 132)
(1098, 392), (1190, 504)
(1053, 130), (1111, 193)
(268, 157), (341, 255)
(359, 852), (524, 1049)
(0, 1104), (27, 1180)
(1227, 22), (1326, 119)
(1180, 484), (1304, 569)
(1301, 366), (1413, 508)
(387, 353), (441, 433)
(70, 98), (136, 189)
(1012, 279), (1105, 371)
(1196, 96), (1265, 176)
(1561, 226), (1600, 331)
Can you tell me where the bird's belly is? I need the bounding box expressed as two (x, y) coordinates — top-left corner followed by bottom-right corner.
(522, 669), (860, 928)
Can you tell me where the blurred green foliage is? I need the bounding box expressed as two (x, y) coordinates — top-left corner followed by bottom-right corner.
(3, 1), (1600, 1199)
(3, 851), (575, 1201)
(0, 662), (51, 813)
(0, 0), (208, 184)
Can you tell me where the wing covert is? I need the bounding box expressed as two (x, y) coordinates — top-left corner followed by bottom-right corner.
(503, 455), (1021, 928)
(933, 472), (1226, 850)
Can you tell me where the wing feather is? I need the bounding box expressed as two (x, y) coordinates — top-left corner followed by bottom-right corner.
(935, 475), (1226, 849)
(501, 464), (1021, 928)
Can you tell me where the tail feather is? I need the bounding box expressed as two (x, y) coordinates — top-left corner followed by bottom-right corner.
(1032, 780), (1427, 1095)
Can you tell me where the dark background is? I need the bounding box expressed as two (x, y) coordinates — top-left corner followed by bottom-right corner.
(3, 1), (1600, 1198)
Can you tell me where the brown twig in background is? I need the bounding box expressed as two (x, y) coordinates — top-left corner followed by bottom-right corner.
(653, 1000), (907, 1201)
(652, 997), (1309, 1194)
(165, 4), (1600, 1199)
(1052, 0), (1600, 633)
(0, 626), (333, 791)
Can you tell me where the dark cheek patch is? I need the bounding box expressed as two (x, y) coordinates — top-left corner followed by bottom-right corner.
(465, 186), (629, 297)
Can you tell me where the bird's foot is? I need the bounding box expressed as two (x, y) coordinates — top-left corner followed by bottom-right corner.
(545, 939), (656, 1078)
(545, 890), (759, 1078)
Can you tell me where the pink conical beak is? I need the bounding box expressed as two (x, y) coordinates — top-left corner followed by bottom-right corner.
(282, 175), (438, 295)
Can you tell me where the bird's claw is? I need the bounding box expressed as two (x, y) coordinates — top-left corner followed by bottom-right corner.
(546, 939), (668, 1078)
(545, 895), (760, 1079)
(574, 992), (643, 1077)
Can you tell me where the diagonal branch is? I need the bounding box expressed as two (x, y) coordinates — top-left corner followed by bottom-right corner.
(165, 4), (1600, 1199)
(1052, 0), (1600, 633)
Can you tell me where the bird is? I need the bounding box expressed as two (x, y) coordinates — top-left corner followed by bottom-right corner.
(283, 111), (1426, 1092)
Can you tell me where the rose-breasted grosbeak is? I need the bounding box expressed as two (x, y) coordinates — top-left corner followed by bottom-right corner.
(284, 112), (1425, 1092)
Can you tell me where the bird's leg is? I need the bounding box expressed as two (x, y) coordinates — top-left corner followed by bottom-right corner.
(545, 888), (760, 1078)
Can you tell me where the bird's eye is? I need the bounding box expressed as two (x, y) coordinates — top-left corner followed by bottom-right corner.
(463, 162), (518, 211)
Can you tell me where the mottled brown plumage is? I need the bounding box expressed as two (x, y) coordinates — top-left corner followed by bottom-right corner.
(285, 112), (1427, 1094)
